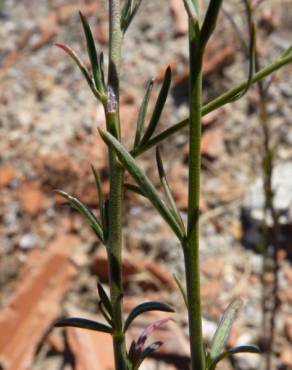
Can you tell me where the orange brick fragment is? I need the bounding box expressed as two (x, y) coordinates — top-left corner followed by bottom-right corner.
(0, 235), (80, 370)
(67, 325), (114, 370)
(19, 182), (47, 216)
(0, 163), (16, 188)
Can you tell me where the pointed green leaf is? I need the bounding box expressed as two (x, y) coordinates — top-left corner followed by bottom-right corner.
(210, 299), (243, 361)
(124, 183), (147, 198)
(128, 340), (137, 363)
(231, 3), (256, 101)
(79, 11), (105, 95)
(139, 66), (172, 147)
(98, 129), (184, 241)
(121, 0), (132, 31)
(134, 79), (154, 148)
(97, 282), (113, 317)
(55, 317), (112, 334)
(156, 147), (185, 234)
(56, 190), (104, 243)
(280, 45), (292, 59)
(124, 301), (174, 332)
(209, 345), (260, 370)
(200, 0), (223, 51)
(173, 274), (188, 307)
(122, 0), (143, 33)
(135, 341), (162, 369)
(132, 50), (292, 157)
(98, 301), (113, 326)
(56, 43), (103, 101)
(182, 0), (199, 27)
(99, 52), (106, 88)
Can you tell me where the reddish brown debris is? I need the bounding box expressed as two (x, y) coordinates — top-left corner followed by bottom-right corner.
(170, 0), (188, 36)
(46, 333), (65, 353)
(169, 163), (206, 211)
(203, 45), (235, 77)
(92, 248), (140, 283)
(0, 235), (80, 370)
(281, 346), (292, 367)
(0, 163), (16, 188)
(201, 280), (223, 301)
(201, 256), (225, 279)
(201, 124), (225, 158)
(174, 44), (235, 89)
(18, 182), (48, 216)
(144, 260), (176, 290)
(92, 249), (175, 291)
(67, 325), (114, 370)
(284, 315), (292, 342)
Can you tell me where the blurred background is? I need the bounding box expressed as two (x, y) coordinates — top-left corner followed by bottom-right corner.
(0, 0), (291, 369)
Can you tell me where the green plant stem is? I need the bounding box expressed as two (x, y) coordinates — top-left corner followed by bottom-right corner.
(185, 5), (205, 370)
(257, 56), (279, 370)
(106, 1), (128, 369)
(132, 53), (292, 157)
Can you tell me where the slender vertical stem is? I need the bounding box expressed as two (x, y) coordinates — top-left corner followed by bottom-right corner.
(257, 57), (279, 370)
(106, 1), (128, 369)
(184, 1), (205, 369)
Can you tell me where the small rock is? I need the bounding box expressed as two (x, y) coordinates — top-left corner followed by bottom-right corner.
(201, 124), (225, 159)
(19, 182), (47, 216)
(0, 163), (16, 188)
(19, 233), (37, 250)
(202, 317), (217, 342)
(201, 255), (225, 279)
(281, 346), (292, 367)
(284, 316), (292, 342)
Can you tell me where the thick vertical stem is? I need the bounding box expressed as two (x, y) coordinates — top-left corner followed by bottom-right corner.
(106, 1), (128, 369)
(185, 2), (205, 369)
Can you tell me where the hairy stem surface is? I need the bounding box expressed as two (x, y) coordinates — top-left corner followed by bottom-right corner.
(185, 3), (205, 369)
(106, 1), (127, 369)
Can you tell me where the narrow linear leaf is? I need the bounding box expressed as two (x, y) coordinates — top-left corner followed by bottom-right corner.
(124, 301), (174, 332)
(79, 11), (104, 94)
(136, 317), (172, 349)
(91, 164), (106, 232)
(134, 341), (163, 369)
(209, 345), (260, 370)
(182, 0), (199, 26)
(121, 0), (132, 31)
(55, 317), (112, 334)
(231, 1), (256, 101)
(130, 318), (172, 368)
(132, 50), (292, 157)
(122, 0), (143, 33)
(128, 340), (137, 363)
(98, 301), (113, 326)
(56, 190), (104, 243)
(210, 299), (243, 360)
(99, 52), (106, 88)
(125, 183), (147, 198)
(280, 45), (292, 59)
(134, 79), (154, 148)
(56, 43), (102, 101)
(98, 129), (184, 241)
(156, 147), (185, 234)
(200, 0), (223, 51)
(173, 274), (188, 307)
(140, 66), (172, 147)
(97, 282), (113, 317)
